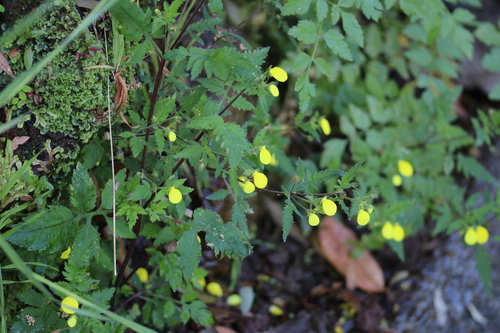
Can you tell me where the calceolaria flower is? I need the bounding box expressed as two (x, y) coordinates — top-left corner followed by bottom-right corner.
(476, 226), (489, 244)
(67, 315), (77, 328)
(168, 187), (182, 204)
(308, 213), (320, 226)
(269, 304), (284, 316)
(319, 118), (331, 135)
(270, 154), (278, 166)
(270, 66), (288, 82)
(253, 171), (268, 189)
(259, 146), (272, 165)
(207, 282), (223, 297)
(357, 210), (370, 226)
(136, 267), (149, 283)
(227, 294), (242, 306)
(464, 227), (477, 246)
(381, 222), (405, 242)
(322, 198), (337, 216)
(464, 226), (489, 246)
(61, 296), (79, 314)
(60, 247), (71, 259)
(398, 160), (414, 177)
(268, 84), (279, 97)
(168, 130), (177, 142)
(392, 174), (402, 187)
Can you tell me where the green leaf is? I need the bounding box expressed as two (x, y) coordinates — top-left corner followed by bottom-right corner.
(177, 228), (201, 278)
(289, 20), (319, 44)
(331, 6), (340, 24)
(109, 0), (152, 42)
(7, 206), (75, 253)
(70, 163), (97, 213)
(313, 57), (332, 77)
(282, 198), (295, 241)
(282, 0), (313, 15)
(341, 10), (364, 47)
(213, 122), (250, 168)
(475, 246), (492, 295)
(154, 96), (176, 122)
(456, 154), (496, 183)
(489, 83), (500, 100)
(18, 289), (46, 307)
(339, 161), (363, 187)
(323, 29), (353, 61)
(208, 0), (223, 14)
(205, 190), (228, 201)
(188, 115), (223, 130)
(475, 22), (500, 46)
(316, 0), (329, 22)
(128, 183), (152, 201)
(292, 52), (312, 72)
(81, 143), (104, 169)
(357, 0), (383, 21)
(481, 47), (500, 72)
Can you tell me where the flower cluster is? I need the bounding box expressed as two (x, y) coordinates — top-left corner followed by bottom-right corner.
(392, 159), (414, 186)
(308, 197), (338, 226)
(268, 66), (288, 97)
(464, 226), (489, 246)
(60, 296), (79, 327)
(239, 171), (269, 194)
(381, 222), (405, 242)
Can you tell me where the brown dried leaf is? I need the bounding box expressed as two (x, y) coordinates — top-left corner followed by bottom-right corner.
(215, 326), (238, 333)
(0, 51), (15, 78)
(318, 216), (385, 292)
(113, 72), (138, 129)
(11, 136), (30, 150)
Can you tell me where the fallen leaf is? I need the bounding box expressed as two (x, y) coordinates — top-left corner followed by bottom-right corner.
(11, 136), (30, 150)
(0, 51), (15, 78)
(318, 216), (385, 292)
(467, 303), (488, 325)
(215, 326), (238, 333)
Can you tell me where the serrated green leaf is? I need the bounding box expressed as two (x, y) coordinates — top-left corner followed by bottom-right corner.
(475, 246), (492, 294)
(205, 190), (228, 200)
(488, 83), (500, 100)
(70, 163), (96, 213)
(456, 154), (496, 183)
(282, 198), (295, 241)
(109, 0), (152, 42)
(18, 289), (46, 307)
(323, 29), (353, 61)
(155, 129), (165, 153)
(81, 143), (104, 169)
(331, 6), (340, 24)
(358, 0), (383, 21)
(289, 20), (319, 44)
(188, 115), (224, 130)
(101, 169), (127, 210)
(208, 0), (223, 13)
(282, 0), (313, 15)
(177, 228), (201, 278)
(292, 52), (312, 72)
(128, 183), (152, 201)
(313, 57), (332, 77)
(481, 47), (500, 72)
(154, 96), (175, 122)
(198, 78), (225, 95)
(316, 0), (329, 21)
(213, 122), (250, 168)
(340, 161), (363, 187)
(341, 10), (364, 47)
(340, 0), (354, 7)
(475, 22), (500, 46)
(174, 144), (204, 162)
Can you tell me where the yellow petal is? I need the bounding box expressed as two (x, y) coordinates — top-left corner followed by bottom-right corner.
(322, 198), (337, 216)
(381, 222), (394, 240)
(67, 315), (77, 328)
(238, 176), (247, 188)
(61, 296), (79, 314)
(392, 174), (402, 187)
(268, 84), (279, 97)
(357, 210), (370, 226)
(476, 226), (489, 244)
(253, 172), (268, 189)
(197, 277), (206, 289)
(197, 235), (201, 243)
(319, 118), (331, 135)
(308, 213), (320, 226)
(60, 247), (71, 259)
(227, 294), (242, 306)
(269, 304), (284, 316)
(464, 227), (477, 246)
(207, 282), (223, 297)
(259, 146), (272, 165)
(243, 181), (256, 194)
(270, 66), (288, 82)
(168, 187), (182, 204)
(168, 131), (177, 142)
(136, 267), (149, 283)
(270, 154), (279, 166)
(393, 224), (405, 242)
(398, 160), (414, 177)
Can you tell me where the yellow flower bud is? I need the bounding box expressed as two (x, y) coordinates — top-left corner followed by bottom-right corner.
(136, 267), (149, 283)
(308, 213), (320, 226)
(476, 226), (489, 245)
(67, 315), (77, 328)
(269, 304), (284, 316)
(381, 222), (394, 240)
(207, 282), (223, 297)
(270, 154), (279, 166)
(319, 118), (331, 135)
(227, 294), (242, 306)
(61, 296), (79, 314)
(270, 66), (288, 82)
(268, 84), (279, 97)
(322, 198), (337, 216)
(243, 181), (255, 194)
(197, 235), (201, 243)
(259, 146), (272, 165)
(197, 277), (206, 289)
(60, 247), (71, 259)
(398, 160), (414, 177)
(357, 210), (370, 226)
(393, 224), (405, 242)
(168, 130), (177, 142)
(464, 227), (477, 246)
(392, 174), (402, 187)
(253, 172), (268, 189)
(168, 187), (182, 204)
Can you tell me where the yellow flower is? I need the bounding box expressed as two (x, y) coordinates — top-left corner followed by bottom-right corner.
(60, 247), (71, 259)
(308, 213), (320, 226)
(269, 304), (284, 316)
(381, 222), (394, 240)
(243, 181), (256, 193)
(168, 187), (182, 204)
(319, 118), (331, 135)
(197, 277), (206, 289)
(357, 210), (370, 226)
(227, 294), (242, 306)
(270, 154), (279, 166)
(238, 176), (247, 187)
(61, 296), (79, 314)
(268, 84), (279, 97)
(270, 66), (288, 82)
(476, 226), (489, 244)
(392, 174), (402, 187)
(253, 172), (268, 189)
(393, 224), (405, 242)
(322, 198), (337, 216)
(67, 315), (77, 328)
(136, 267), (149, 283)
(259, 146), (272, 165)
(464, 227), (477, 246)
(197, 235), (201, 243)
(398, 160), (414, 177)
(207, 282), (223, 297)
(168, 130), (177, 142)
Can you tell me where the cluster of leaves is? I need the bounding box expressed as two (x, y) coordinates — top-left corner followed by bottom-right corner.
(2, 0), (500, 331)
